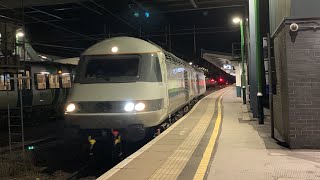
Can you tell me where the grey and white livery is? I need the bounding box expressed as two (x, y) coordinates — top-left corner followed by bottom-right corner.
(65, 37), (206, 139)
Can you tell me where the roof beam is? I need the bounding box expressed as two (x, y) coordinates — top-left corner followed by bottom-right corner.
(190, 0), (198, 8)
(29, 7), (62, 20)
(162, 4), (243, 13)
(77, 2), (103, 15)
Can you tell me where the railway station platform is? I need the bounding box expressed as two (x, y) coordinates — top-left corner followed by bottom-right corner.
(98, 86), (320, 180)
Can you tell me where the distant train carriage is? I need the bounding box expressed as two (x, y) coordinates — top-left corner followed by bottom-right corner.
(65, 37), (206, 141)
(205, 78), (217, 88)
(0, 61), (76, 127)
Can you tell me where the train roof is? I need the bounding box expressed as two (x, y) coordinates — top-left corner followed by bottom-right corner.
(54, 57), (79, 65)
(82, 36), (163, 56)
(22, 60), (76, 67)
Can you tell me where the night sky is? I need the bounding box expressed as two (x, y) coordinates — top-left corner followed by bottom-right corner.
(23, 1), (245, 59)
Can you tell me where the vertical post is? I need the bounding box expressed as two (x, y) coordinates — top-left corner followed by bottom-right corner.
(165, 25), (168, 45)
(249, 0), (259, 118)
(168, 24), (172, 51)
(19, 86), (25, 152)
(240, 20), (246, 104)
(193, 24), (196, 57)
(8, 104), (11, 152)
(255, 0), (264, 124)
(103, 23), (107, 38)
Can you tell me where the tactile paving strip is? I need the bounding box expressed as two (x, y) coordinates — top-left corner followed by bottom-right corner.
(148, 90), (225, 180)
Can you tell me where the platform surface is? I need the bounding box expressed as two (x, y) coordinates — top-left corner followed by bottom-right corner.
(98, 86), (320, 180)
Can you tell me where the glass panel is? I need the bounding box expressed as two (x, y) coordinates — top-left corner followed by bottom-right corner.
(37, 74), (46, 90)
(62, 74), (72, 88)
(78, 55), (140, 83)
(49, 74), (60, 89)
(0, 74), (11, 91)
(18, 74), (23, 90)
(86, 57), (139, 77)
(26, 71), (31, 89)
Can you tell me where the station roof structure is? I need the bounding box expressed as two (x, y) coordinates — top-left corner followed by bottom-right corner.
(201, 49), (238, 75)
(0, 0), (245, 74)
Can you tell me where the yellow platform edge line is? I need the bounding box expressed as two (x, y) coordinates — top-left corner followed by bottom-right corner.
(193, 88), (231, 180)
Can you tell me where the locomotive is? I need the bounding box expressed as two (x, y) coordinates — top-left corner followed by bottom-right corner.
(65, 37), (206, 141)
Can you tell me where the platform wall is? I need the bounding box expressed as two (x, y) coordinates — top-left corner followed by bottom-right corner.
(273, 26), (289, 143)
(273, 19), (320, 148)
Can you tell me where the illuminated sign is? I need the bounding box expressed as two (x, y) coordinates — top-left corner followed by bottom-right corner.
(223, 64), (232, 70)
(173, 68), (185, 74)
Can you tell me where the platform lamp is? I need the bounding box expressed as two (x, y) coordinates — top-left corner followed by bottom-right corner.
(233, 17), (246, 104)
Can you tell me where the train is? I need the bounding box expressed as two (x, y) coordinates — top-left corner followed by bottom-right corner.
(64, 37), (206, 142)
(0, 61), (76, 127)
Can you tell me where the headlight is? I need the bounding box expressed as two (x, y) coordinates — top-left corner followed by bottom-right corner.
(124, 102), (135, 112)
(135, 103), (145, 111)
(66, 103), (76, 112)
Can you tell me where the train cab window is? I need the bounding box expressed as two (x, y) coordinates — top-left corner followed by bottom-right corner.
(0, 74), (12, 91)
(36, 74), (47, 90)
(62, 73), (72, 88)
(49, 74), (60, 89)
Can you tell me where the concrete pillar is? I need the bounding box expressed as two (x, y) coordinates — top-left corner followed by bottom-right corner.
(248, 0), (259, 118)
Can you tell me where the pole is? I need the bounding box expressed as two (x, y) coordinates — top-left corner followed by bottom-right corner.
(8, 104), (11, 152)
(255, 0), (264, 124)
(19, 86), (25, 152)
(193, 24), (196, 57)
(240, 20), (246, 104)
(168, 24), (172, 51)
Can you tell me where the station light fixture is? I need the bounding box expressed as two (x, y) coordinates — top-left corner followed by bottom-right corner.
(134, 12), (139, 17)
(40, 55), (47, 59)
(232, 17), (241, 24)
(16, 31), (24, 38)
(189, 62), (193, 65)
(145, 11), (150, 18)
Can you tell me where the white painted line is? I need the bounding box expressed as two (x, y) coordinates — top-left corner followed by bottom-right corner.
(97, 88), (229, 180)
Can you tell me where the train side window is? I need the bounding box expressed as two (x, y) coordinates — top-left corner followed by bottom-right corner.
(18, 74), (23, 90)
(35, 74), (47, 90)
(26, 71), (31, 89)
(62, 74), (72, 88)
(49, 74), (60, 89)
(18, 71), (31, 90)
(0, 74), (12, 91)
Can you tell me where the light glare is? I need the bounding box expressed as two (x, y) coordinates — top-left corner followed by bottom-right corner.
(66, 103), (76, 112)
(233, 17), (241, 24)
(124, 102), (135, 112)
(16, 32), (24, 37)
(111, 46), (118, 53)
(135, 103), (145, 111)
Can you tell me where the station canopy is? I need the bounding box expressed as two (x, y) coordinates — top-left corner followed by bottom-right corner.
(0, 0), (245, 71)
